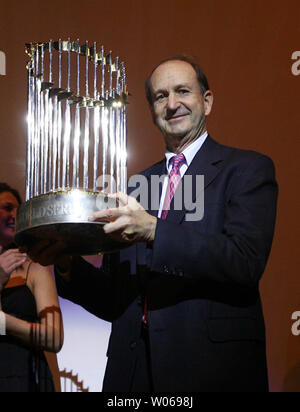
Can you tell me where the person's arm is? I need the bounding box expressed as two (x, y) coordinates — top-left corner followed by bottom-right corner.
(54, 254), (123, 322)
(1, 262), (64, 353)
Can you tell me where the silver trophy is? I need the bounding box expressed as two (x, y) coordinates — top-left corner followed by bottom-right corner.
(15, 39), (128, 254)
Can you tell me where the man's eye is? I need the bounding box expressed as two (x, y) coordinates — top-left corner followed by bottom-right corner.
(155, 94), (166, 101)
(179, 89), (189, 94)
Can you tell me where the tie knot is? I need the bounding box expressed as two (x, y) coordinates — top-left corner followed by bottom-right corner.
(170, 153), (185, 170)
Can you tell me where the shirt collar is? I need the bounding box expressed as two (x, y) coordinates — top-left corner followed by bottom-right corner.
(165, 131), (208, 171)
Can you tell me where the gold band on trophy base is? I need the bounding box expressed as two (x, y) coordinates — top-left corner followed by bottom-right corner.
(15, 190), (124, 255)
(15, 39), (128, 254)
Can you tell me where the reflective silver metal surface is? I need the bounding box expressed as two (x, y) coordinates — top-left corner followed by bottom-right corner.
(16, 40), (128, 255)
(15, 190), (124, 254)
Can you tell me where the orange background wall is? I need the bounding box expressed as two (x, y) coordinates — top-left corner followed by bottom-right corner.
(0, 0), (299, 392)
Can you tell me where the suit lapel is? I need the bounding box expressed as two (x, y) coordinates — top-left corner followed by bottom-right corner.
(146, 160), (167, 218)
(136, 161), (166, 268)
(166, 136), (226, 224)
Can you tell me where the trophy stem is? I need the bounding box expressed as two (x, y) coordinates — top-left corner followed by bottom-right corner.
(83, 41), (90, 190)
(52, 95), (58, 191)
(26, 66), (33, 201)
(62, 103), (71, 190)
(48, 40), (53, 193)
(57, 39), (63, 189)
(73, 105), (80, 188)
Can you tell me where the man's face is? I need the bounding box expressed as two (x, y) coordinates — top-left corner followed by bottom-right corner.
(0, 192), (18, 245)
(149, 60), (213, 148)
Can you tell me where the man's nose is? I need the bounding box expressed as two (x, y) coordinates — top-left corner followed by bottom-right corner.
(166, 93), (181, 111)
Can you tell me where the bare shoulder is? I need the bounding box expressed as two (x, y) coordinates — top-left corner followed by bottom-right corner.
(28, 261), (53, 277)
(27, 261), (55, 292)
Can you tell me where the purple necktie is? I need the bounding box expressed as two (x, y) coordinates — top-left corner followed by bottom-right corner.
(161, 153), (186, 220)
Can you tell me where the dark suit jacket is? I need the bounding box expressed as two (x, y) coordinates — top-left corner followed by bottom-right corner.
(56, 136), (278, 392)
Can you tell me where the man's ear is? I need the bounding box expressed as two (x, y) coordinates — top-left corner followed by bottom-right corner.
(203, 90), (214, 116)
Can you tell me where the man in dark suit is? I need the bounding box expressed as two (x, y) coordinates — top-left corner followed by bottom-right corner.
(27, 56), (278, 392)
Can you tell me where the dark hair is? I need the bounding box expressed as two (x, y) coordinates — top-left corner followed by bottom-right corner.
(0, 183), (22, 205)
(145, 54), (210, 106)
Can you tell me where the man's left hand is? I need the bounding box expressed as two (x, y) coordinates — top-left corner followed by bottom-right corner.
(90, 193), (157, 245)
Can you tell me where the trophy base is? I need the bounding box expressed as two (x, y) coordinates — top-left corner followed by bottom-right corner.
(15, 189), (125, 255)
